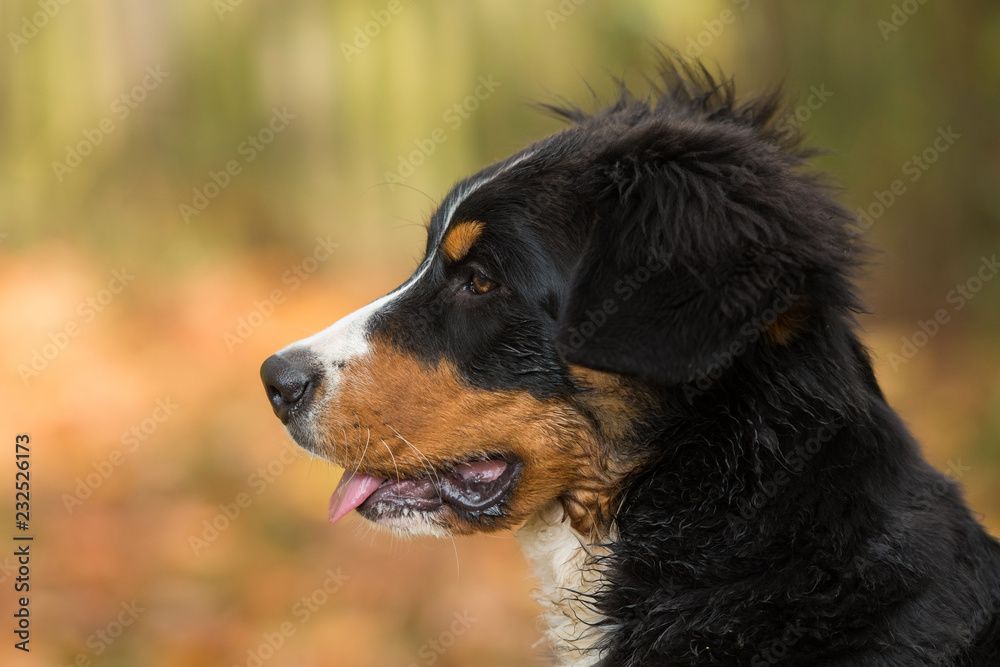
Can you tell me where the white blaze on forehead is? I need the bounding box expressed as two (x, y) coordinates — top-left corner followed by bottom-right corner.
(279, 150), (535, 370)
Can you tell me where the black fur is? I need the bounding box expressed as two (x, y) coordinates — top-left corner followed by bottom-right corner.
(365, 57), (1000, 663)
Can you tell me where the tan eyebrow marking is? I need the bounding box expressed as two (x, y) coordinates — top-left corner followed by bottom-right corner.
(440, 220), (485, 262)
(765, 301), (809, 346)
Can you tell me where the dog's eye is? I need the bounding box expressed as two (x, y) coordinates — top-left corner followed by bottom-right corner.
(467, 271), (497, 295)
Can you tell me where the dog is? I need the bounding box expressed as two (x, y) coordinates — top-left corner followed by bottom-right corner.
(260, 56), (1000, 666)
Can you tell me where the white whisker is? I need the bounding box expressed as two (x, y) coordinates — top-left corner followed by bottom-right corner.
(350, 427), (372, 478)
(449, 534), (461, 578)
(386, 424), (441, 486)
(380, 438), (401, 483)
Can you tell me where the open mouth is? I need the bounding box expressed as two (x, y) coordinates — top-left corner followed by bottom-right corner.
(328, 458), (522, 525)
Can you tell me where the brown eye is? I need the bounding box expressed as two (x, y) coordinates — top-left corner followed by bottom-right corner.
(469, 272), (497, 295)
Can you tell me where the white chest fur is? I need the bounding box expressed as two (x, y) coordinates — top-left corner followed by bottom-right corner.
(517, 501), (613, 666)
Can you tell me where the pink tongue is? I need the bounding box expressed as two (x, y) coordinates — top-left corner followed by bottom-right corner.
(328, 473), (385, 525)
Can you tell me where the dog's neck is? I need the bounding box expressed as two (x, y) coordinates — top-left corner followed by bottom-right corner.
(517, 500), (612, 667)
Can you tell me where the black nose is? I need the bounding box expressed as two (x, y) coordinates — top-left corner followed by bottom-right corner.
(260, 353), (317, 424)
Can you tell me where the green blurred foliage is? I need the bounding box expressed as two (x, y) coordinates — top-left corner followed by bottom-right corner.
(2, 1), (996, 323)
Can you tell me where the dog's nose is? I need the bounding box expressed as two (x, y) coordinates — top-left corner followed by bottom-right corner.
(260, 353), (317, 424)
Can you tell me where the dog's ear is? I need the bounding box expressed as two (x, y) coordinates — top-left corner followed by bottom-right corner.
(556, 120), (812, 386)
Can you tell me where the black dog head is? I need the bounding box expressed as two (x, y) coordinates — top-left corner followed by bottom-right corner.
(260, 57), (864, 539)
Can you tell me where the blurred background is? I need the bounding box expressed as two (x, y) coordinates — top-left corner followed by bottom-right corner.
(1, 1), (999, 665)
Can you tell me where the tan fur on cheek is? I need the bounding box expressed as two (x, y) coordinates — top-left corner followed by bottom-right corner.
(563, 366), (653, 536)
(569, 366), (649, 443)
(306, 340), (650, 538)
(312, 339), (599, 534)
